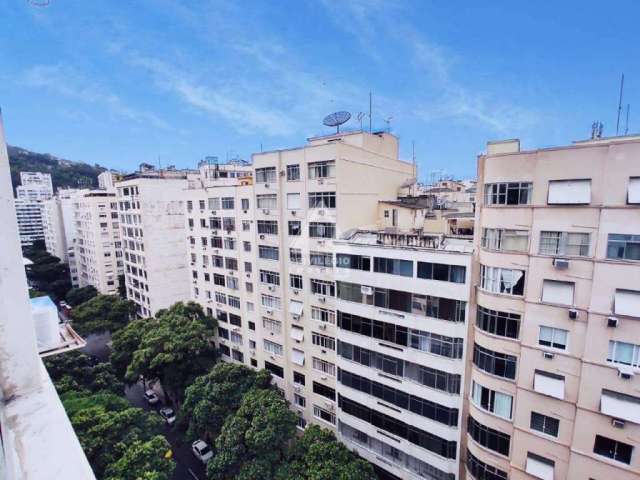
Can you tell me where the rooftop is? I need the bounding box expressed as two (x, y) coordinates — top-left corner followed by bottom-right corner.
(338, 228), (473, 253)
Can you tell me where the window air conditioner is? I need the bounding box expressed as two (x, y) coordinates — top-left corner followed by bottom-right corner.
(250, 350), (255, 356)
(268, 285), (275, 292)
(212, 211), (217, 215)
(259, 234), (265, 240)
(264, 184), (269, 188)
(542, 351), (554, 359)
(612, 418), (625, 428)
(318, 179), (324, 185)
(568, 309), (578, 320)
(319, 209), (325, 216)
(292, 210), (297, 216)
(243, 210), (248, 214)
(607, 316), (619, 328)
(319, 324), (326, 330)
(553, 258), (569, 270)
(262, 209), (270, 215)
(293, 290), (299, 295)
(318, 297), (326, 303)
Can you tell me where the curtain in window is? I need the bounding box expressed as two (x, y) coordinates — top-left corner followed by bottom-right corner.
(493, 392), (512, 419)
(501, 269), (523, 290)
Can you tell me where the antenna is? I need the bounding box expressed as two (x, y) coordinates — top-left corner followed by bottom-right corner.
(616, 73), (625, 136)
(369, 92), (372, 133)
(322, 111), (351, 133)
(357, 112), (365, 131)
(625, 104), (630, 135)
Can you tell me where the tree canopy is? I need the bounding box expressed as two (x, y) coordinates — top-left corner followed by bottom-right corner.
(181, 363), (271, 442)
(70, 294), (136, 336)
(65, 285), (98, 306)
(104, 436), (175, 480)
(44, 350), (123, 396)
(23, 241), (71, 301)
(110, 317), (149, 380)
(206, 388), (297, 480)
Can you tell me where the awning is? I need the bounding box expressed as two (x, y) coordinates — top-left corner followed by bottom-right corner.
(534, 370), (565, 400)
(601, 389), (640, 424)
(291, 349), (305, 366)
(290, 300), (304, 316)
(290, 326), (304, 342)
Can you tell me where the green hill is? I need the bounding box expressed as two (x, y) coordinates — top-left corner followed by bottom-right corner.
(8, 145), (106, 193)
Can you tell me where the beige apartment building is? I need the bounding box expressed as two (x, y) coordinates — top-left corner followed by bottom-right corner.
(468, 136), (640, 480)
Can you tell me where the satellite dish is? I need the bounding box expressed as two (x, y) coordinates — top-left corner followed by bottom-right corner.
(323, 111), (351, 133)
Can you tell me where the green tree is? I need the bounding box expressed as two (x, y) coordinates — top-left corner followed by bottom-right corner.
(125, 302), (217, 406)
(70, 294), (136, 336)
(23, 242), (71, 301)
(110, 317), (149, 380)
(104, 436), (175, 480)
(207, 388), (297, 480)
(61, 390), (129, 417)
(181, 363), (271, 442)
(44, 350), (124, 396)
(65, 285), (98, 306)
(275, 425), (376, 480)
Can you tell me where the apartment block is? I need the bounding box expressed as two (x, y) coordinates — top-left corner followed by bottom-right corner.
(73, 191), (123, 294)
(468, 137), (640, 480)
(16, 171), (53, 201)
(116, 169), (192, 317)
(15, 198), (46, 247)
(42, 188), (87, 263)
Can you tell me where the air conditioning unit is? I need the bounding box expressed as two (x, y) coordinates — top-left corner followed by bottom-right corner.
(268, 285), (275, 292)
(293, 290), (299, 295)
(553, 258), (569, 270)
(542, 351), (554, 359)
(292, 314), (300, 321)
(212, 211), (217, 215)
(318, 179), (324, 185)
(321, 375), (327, 380)
(612, 418), (626, 428)
(318, 209), (325, 216)
(318, 297), (326, 303)
(294, 385), (302, 392)
(246, 273), (251, 278)
(264, 183), (269, 188)
(618, 366), (634, 379)
(243, 210), (248, 214)
(607, 316), (619, 328)
(262, 209), (270, 215)
(267, 310), (273, 315)
(319, 324), (327, 330)
(292, 210), (297, 216)
(250, 350), (256, 356)
(259, 234), (265, 240)
(568, 309), (578, 320)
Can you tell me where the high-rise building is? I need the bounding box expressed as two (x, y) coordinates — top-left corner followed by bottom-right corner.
(42, 188), (87, 262)
(16, 171), (53, 201)
(469, 136), (640, 480)
(14, 171), (54, 247)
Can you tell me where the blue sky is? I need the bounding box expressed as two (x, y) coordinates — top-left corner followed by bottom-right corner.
(1, 0), (639, 180)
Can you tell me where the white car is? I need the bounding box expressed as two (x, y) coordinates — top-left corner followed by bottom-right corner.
(159, 407), (176, 425)
(143, 389), (160, 405)
(192, 440), (213, 464)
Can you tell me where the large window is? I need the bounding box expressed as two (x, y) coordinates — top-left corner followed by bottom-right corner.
(309, 222), (335, 239)
(339, 369), (459, 426)
(310, 279), (335, 296)
(259, 270), (280, 286)
(336, 254), (370, 271)
(262, 317), (282, 334)
(482, 228), (529, 252)
(289, 248), (302, 264)
(540, 231), (590, 256)
(484, 182), (532, 206)
(480, 265), (525, 296)
(313, 405), (336, 425)
(417, 262), (466, 283)
(312, 332), (335, 350)
(258, 245), (279, 260)
(311, 306), (335, 324)
(255, 167), (277, 183)
(530, 412), (559, 437)
(256, 194), (277, 210)
(471, 381), (513, 420)
(374, 257), (413, 277)
(541, 280), (574, 306)
(310, 251), (333, 267)
(308, 160), (335, 179)
(261, 294), (281, 310)
(614, 289), (640, 317)
(286, 164), (300, 181)
(312, 381), (336, 401)
(264, 361), (283, 378)
(467, 416), (510, 456)
(538, 326), (568, 350)
(547, 179), (591, 204)
(607, 340), (640, 368)
(288, 220), (301, 236)
(476, 306), (520, 339)
(286, 193), (301, 210)
(466, 451), (508, 480)
(607, 234), (640, 261)
(264, 339), (283, 356)
(593, 435), (633, 464)
(628, 177), (640, 204)
(339, 395), (457, 459)
(473, 344), (517, 379)
(308, 191), (336, 209)
(312, 357), (335, 376)
(257, 220), (278, 236)
(290, 274), (303, 290)
(221, 197), (235, 209)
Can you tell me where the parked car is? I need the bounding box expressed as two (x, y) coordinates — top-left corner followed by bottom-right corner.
(159, 407), (176, 425)
(143, 389), (160, 405)
(191, 440), (213, 463)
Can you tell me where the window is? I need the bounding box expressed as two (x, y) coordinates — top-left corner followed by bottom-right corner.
(336, 254), (370, 271)
(264, 339), (283, 356)
(287, 221), (301, 236)
(219, 344), (230, 357)
(248, 321), (255, 330)
(471, 381), (513, 420)
(255, 167), (277, 184)
(214, 274), (226, 287)
(260, 270), (280, 285)
(227, 276), (239, 290)
(533, 370), (565, 399)
(199, 200), (206, 210)
(310, 279), (335, 296)
(243, 241), (251, 252)
(289, 248), (302, 263)
(417, 262), (466, 283)
(476, 306), (520, 339)
(216, 309), (228, 323)
(614, 289), (640, 317)
(312, 381), (336, 401)
(223, 218), (235, 232)
(258, 245), (279, 260)
(293, 393), (306, 408)
(287, 164), (300, 181)
(256, 194), (277, 210)
(264, 361), (283, 378)
(187, 200), (193, 211)
(224, 237), (236, 250)
(232, 350), (243, 362)
(257, 220), (278, 235)
(473, 344), (517, 379)
(293, 371), (305, 385)
(313, 405), (336, 425)
(480, 265), (525, 296)
(467, 416), (510, 456)
(607, 234), (640, 261)
(628, 177), (640, 204)
(242, 220), (250, 231)
(262, 317), (282, 334)
(539, 231), (590, 257)
(541, 280), (574, 306)
(228, 296), (240, 308)
(374, 257), (413, 277)
(308, 191), (336, 209)
(526, 452), (555, 480)
(211, 236), (223, 248)
(530, 412), (559, 437)
(467, 451), (508, 480)
(230, 331), (242, 344)
(484, 182), (532, 205)
(309, 222), (335, 239)
(261, 294), (281, 310)
(287, 193), (301, 210)
(244, 261), (252, 272)
(600, 390), (640, 424)
(547, 179), (591, 204)
(217, 327), (229, 339)
(312, 332), (335, 350)
(607, 340), (640, 368)
(225, 257), (238, 270)
(538, 326), (568, 350)
(221, 197), (235, 209)
(593, 435), (633, 465)
(482, 228), (529, 252)
(290, 274), (303, 290)
(308, 160), (335, 179)
(310, 251), (333, 267)
(311, 306), (335, 324)
(209, 217), (222, 229)
(312, 357), (335, 376)
(229, 313), (241, 326)
(208, 198), (220, 210)
(241, 198), (249, 210)
(289, 299), (304, 316)
(250, 358), (257, 367)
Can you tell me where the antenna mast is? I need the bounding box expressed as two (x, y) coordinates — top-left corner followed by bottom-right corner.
(625, 104), (630, 135)
(616, 73), (625, 136)
(369, 92), (372, 133)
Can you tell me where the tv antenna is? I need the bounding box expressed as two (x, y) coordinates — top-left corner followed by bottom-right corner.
(357, 112), (365, 131)
(625, 104), (631, 135)
(323, 111), (351, 133)
(616, 73), (625, 136)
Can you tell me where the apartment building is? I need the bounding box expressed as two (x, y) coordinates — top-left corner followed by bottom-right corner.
(116, 169), (192, 317)
(334, 229), (473, 480)
(73, 191), (123, 294)
(14, 171), (54, 247)
(468, 137), (640, 480)
(42, 188), (87, 263)
(16, 171), (53, 201)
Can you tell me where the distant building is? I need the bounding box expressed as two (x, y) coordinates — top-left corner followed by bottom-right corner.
(14, 172), (54, 247)
(16, 171), (53, 201)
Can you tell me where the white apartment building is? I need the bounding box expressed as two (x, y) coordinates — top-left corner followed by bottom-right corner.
(16, 171), (53, 201)
(116, 170), (193, 317)
(73, 191), (123, 294)
(468, 137), (640, 480)
(14, 171), (54, 247)
(42, 188), (87, 262)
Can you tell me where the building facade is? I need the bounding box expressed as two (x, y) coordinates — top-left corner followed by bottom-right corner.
(14, 172), (54, 247)
(16, 171), (53, 201)
(468, 137), (640, 480)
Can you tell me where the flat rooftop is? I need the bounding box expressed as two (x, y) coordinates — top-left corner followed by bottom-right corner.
(337, 229), (473, 254)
